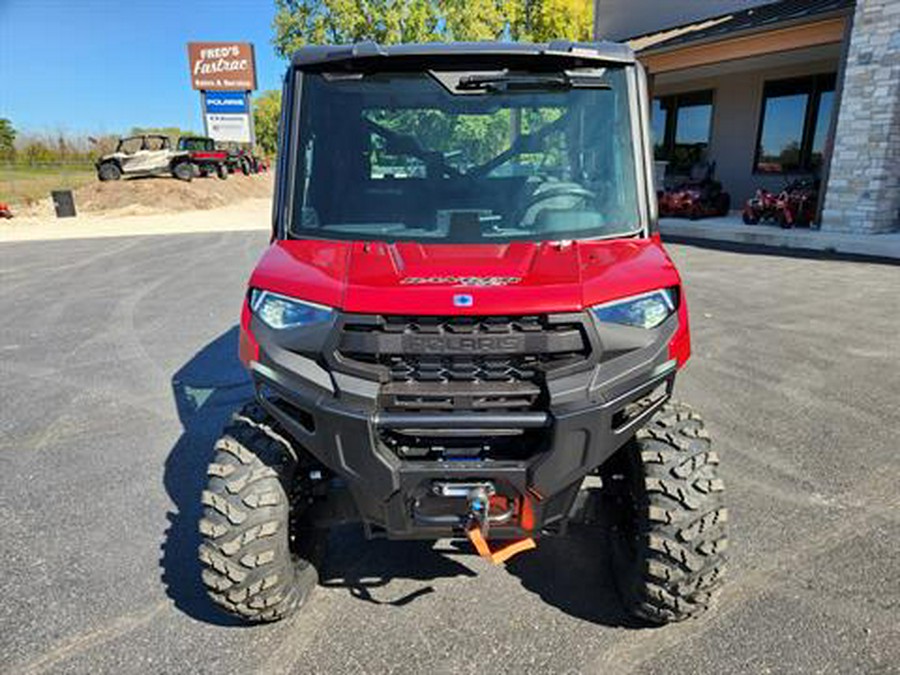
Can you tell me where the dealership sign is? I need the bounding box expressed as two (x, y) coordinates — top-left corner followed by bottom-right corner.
(202, 92), (252, 143)
(187, 42), (257, 91)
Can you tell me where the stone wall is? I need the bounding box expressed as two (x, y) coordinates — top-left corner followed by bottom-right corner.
(822, 0), (900, 234)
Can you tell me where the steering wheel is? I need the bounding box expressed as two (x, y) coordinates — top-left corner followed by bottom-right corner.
(511, 183), (596, 228)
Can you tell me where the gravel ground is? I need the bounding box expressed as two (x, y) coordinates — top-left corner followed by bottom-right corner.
(0, 232), (898, 674)
(0, 198), (270, 243)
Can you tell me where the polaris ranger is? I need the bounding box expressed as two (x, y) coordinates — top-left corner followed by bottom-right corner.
(96, 135), (193, 182)
(199, 41), (727, 624)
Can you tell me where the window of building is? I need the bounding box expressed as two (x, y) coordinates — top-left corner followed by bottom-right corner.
(754, 74), (836, 174)
(652, 90), (714, 175)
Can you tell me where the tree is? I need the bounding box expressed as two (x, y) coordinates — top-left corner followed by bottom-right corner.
(0, 118), (16, 161)
(267, 1), (593, 158)
(253, 89), (282, 156)
(272, 0), (593, 57)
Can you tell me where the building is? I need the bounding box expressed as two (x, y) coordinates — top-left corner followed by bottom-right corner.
(596, 0), (899, 234)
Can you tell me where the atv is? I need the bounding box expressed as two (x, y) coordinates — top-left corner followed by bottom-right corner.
(658, 161), (731, 220)
(743, 178), (818, 228)
(177, 136), (229, 179)
(216, 143), (264, 176)
(95, 135), (193, 182)
(198, 41), (727, 625)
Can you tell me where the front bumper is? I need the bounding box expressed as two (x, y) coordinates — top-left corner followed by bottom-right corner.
(250, 311), (679, 539)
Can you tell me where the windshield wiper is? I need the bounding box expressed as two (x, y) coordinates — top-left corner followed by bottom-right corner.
(456, 72), (611, 93)
(457, 74), (568, 92)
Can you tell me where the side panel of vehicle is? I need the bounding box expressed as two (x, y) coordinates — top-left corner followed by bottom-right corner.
(121, 149), (170, 175)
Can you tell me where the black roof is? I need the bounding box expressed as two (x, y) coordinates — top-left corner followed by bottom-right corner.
(630, 0), (854, 53)
(291, 40), (635, 69)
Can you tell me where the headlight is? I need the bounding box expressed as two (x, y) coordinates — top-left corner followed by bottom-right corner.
(591, 288), (677, 329)
(249, 289), (333, 330)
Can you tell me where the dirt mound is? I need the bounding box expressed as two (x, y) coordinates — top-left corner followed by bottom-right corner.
(23, 172), (273, 217)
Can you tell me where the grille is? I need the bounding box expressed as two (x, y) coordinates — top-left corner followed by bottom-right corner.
(336, 314), (590, 412)
(387, 354), (538, 383)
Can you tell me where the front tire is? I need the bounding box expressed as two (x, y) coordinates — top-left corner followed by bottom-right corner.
(198, 403), (320, 622)
(97, 162), (121, 181)
(172, 161), (193, 182)
(604, 401), (727, 624)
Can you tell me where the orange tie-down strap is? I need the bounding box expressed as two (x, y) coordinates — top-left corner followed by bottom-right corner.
(466, 525), (537, 564)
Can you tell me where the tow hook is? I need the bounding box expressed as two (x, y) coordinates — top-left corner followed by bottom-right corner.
(432, 481), (536, 564)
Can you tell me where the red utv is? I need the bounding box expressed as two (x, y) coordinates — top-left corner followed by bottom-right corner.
(198, 41), (727, 626)
(177, 136), (229, 179)
(658, 161), (731, 220)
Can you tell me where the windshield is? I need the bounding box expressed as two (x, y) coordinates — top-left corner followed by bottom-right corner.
(179, 138), (213, 151)
(290, 67), (642, 243)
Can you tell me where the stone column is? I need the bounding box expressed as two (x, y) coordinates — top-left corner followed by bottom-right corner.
(822, 0), (900, 234)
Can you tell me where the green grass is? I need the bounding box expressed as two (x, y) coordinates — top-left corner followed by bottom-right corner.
(0, 164), (96, 208)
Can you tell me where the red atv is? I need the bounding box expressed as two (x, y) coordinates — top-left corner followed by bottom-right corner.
(198, 41), (726, 626)
(658, 161), (731, 220)
(743, 179), (818, 228)
(177, 136), (229, 179)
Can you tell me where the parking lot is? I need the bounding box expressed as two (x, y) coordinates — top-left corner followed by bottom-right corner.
(1, 231), (898, 674)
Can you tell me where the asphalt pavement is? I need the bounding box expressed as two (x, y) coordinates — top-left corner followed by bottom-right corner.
(1, 232), (898, 674)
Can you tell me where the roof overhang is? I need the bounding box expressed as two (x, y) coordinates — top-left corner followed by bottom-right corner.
(634, 11), (851, 74)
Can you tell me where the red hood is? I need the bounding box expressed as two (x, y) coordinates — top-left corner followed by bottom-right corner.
(248, 238), (681, 315)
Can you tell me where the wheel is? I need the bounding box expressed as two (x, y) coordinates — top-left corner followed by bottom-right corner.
(742, 210), (759, 225)
(216, 163), (228, 180)
(198, 402), (323, 622)
(777, 210), (792, 229)
(172, 161), (193, 182)
(240, 158), (251, 176)
(97, 162), (121, 181)
(602, 400), (727, 624)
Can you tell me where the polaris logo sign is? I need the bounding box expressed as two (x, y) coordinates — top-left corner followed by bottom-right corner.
(205, 92), (248, 114)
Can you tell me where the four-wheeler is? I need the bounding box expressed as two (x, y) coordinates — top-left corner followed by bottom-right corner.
(198, 41), (727, 625)
(217, 143), (266, 175)
(658, 161), (731, 220)
(743, 179), (818, 228)
(95, 135), (193, 182)
(177, 136), (229, 179)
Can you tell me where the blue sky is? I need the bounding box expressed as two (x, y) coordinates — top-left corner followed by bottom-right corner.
(0, 0), (288, 135)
